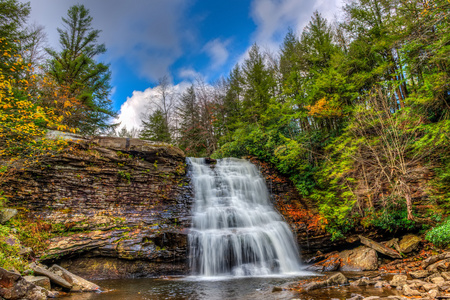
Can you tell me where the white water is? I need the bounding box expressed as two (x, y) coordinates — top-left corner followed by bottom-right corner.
(188, 157), (303, 277)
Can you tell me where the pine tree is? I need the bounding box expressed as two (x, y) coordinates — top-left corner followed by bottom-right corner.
(139, 109), (171, 143)
(46, 4), (116, 135)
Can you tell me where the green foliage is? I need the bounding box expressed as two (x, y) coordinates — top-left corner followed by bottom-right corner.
(46, 4), (116, 134)
(426, 218), (450, 248)
(140, 109), (171, 143)
(117, 170), (131, 183)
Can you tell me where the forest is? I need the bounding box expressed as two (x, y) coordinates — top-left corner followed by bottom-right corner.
(1, 0), (450, 248)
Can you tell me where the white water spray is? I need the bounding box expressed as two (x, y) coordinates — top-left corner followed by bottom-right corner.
(188, 157), (302, 277)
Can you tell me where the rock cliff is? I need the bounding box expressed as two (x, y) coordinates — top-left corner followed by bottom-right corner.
(2, 136), (193, 279)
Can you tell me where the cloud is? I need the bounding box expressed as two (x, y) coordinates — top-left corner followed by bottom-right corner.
(178, 68), (204, 81)
(26, 0), (192, 82)
(116, 81), (190, 130)
(202, 38), (231, 69)
(249, 0), (344, 52)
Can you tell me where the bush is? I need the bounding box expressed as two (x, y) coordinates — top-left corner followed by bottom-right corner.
(426, 218), (450, 248)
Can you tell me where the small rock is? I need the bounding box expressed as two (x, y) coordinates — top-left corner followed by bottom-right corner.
(402, 284), (422, 297)
(0, 208), (18, 224)
(423, 252), (450, 269)
(362, 297), (380, 300)
(422, 283), (437, 292)
(431, 277), (445, 284)
(303, 281), (326, 291)
(390, 275), (407, 287)
(347, 294), (364, 300)
(426, 272), (442, 282)
(410, 270), (429, 279)
(427, 289), (439, 299)
(398, 234), (422, 254)
(23, 276), (51, 290)
(441, 272), (450, 281)
(272, 286), (283, 292)
(351, 278), (373, 286)
(427, 258), (450, 273)
(327, 272), (348, 286)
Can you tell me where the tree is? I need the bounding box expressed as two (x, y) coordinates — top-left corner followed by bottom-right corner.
(46, 4), (115, 135)
(139, 109), (171, 143)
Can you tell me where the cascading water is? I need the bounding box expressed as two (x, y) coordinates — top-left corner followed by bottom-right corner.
(188, 157), (302, 277)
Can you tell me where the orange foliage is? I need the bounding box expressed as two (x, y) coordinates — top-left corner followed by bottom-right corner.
(278, 203), (323, 232)
(305, 97), (342, 118)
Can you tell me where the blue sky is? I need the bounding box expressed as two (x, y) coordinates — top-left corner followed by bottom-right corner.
(26, 0), (343, 129)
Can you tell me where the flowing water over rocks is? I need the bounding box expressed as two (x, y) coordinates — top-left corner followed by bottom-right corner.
(188, 157), (303, 277)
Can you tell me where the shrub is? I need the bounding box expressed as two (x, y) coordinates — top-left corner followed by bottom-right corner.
(426, 218), (450, 248)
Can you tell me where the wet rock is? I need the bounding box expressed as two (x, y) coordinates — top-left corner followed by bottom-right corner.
(390, 275), (407, 287)
(351, 278), (373, 286)
(347, 294), (364, 300)
(398, 234), (421, 254)
(303, 281), (327, 291)
(272, 286), (283, 292)
(23, 276), (51, 290)
(30, 263), (72, 289)
(410, 270), (429, 279)
(305, 253), (341, 272)
(327, 272), (348, 286)
(303, 273), (348, 291)
(359, 235), (402, 259)
(0, 208), (18, 224)
(402, 284), (422, 297)
(48, 264), (100, 292)
(339, 246), (378, 271)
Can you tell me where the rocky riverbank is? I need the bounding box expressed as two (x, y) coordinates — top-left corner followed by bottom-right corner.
(288, 234), (450, 299)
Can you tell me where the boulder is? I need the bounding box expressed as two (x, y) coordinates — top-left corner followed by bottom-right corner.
(29, 263), (72, 289)
(327, 273), (348, 286)
(0, 267), (47, 300)
(398, 234), (421, 254)
(23, 276), (51, 290)
(427, 289), (439, 299)
(359, 235), (402, 259)
(0, 208), (17, 224)
(409, 270), (429, 279)
(390, 275), (407, 287)
(339, 246), (378, 271)
(48, 265), (100, 292)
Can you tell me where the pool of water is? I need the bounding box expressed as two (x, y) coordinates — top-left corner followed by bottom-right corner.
(62, 275), (309, 300)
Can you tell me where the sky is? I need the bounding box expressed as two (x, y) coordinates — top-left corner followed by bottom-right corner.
(25, 0), (343, 130)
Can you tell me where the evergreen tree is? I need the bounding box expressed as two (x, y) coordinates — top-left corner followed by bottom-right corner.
(140, 109), (171, 143)
(46, 4), (115, 135)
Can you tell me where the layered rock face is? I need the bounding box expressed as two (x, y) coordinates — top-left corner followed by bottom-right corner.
(2, 136), (193, 279)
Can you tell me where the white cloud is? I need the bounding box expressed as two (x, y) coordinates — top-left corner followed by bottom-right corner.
(116, 82), (190, 130)
(25, 0), (191, 82)
(248, 0), (344, 54)
(178, 67), (205, 82)
(202, 38), (231, 69)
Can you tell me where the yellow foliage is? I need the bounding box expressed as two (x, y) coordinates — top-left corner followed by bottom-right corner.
(305, 97), (343, 118)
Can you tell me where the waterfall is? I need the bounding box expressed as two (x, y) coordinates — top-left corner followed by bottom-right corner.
(188, 157), (302, 277)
